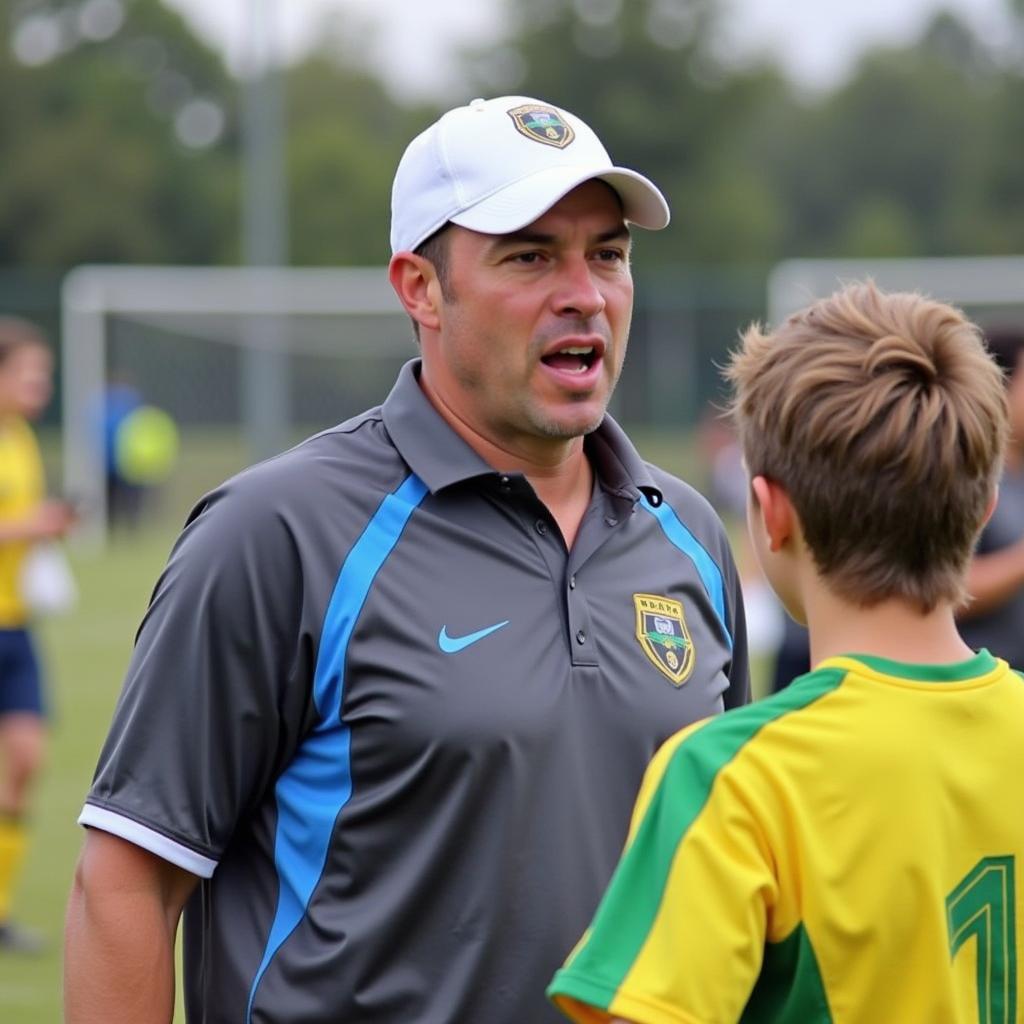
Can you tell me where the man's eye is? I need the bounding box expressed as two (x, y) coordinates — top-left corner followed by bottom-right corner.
(596, 248), (625, 262)
(510, 252), (542, 264)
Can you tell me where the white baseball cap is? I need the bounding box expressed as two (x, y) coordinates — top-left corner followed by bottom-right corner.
(389, 95), (670, 254)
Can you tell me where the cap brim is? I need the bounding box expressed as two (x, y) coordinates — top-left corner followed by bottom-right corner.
(449, 164), (670, 237)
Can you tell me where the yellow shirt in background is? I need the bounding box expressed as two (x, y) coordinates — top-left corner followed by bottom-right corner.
(0, 416), (44, 627)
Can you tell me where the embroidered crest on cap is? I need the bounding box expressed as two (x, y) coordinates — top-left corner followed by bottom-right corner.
(507, 103), (576, 149)
(633, 593), (695, 686)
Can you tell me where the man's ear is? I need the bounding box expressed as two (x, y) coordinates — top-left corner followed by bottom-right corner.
(388, 252), (442, 334)
(750, 475), (796, 553)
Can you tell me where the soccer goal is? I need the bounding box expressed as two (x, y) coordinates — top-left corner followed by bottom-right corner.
(768, 255), (1024, 325)
(61, 265), (413, 547)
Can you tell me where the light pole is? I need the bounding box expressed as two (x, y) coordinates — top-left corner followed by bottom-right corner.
(241, 0), (289, 462)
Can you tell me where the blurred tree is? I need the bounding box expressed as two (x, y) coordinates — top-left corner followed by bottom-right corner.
(970, 16), (1024, 254)
(0, 0), (236, 268)
(758, 10), (1018, 258)
(285, 49), (438, 266)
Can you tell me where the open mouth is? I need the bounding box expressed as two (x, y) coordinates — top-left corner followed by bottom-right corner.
(540, 346), (599, 375)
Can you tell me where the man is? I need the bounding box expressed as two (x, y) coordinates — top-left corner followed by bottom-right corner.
(0, 318), (76, 954)
(65, 96), (748, 1023)
(548, 283), (1022, 1023)
(959, 325), (1024, 666)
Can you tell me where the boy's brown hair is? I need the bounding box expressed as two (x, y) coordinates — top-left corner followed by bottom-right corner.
(727, 281), (1008, 612)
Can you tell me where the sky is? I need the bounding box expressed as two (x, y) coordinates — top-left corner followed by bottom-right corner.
(164, 0), (1016, 99)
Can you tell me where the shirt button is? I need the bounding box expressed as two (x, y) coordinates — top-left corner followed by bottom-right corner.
(499, 475), (511, 493)
(605, 516), (618, 526)
(569, 575), (577, 590)
(576, 629), (586, 645)
(535, 519), (547, 535)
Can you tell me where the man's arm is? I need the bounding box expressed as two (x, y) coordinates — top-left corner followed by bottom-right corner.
(65, 830), (199, 1024)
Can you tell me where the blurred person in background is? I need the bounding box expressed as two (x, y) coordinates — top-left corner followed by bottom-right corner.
(65, 96), (749, 1023)
(769, 613), (810, 692)
(958, 325), (1024, 665)
(101, 374), (145, 531)
(0, 318), (76, 953)
(99, 374), (180, 534)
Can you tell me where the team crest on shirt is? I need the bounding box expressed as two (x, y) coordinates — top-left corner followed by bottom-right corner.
(507, 104), (575, 149)
(633, 594), (695, 687)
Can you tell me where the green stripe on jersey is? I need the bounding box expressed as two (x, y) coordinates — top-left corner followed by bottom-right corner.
(564, 667), (848, 1001)
(740, 923), (833, 1023)
(850, 648), (998, 683)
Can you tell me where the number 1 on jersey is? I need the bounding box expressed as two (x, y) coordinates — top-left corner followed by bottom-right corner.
(946, 856), (1017, 1024)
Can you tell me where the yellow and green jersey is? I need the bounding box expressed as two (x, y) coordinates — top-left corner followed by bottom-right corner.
(549, 650), (1024, 1024)
(0, 416), (44, 627)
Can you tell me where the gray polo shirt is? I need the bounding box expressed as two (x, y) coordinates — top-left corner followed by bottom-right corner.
(80, 359), (749, 1023)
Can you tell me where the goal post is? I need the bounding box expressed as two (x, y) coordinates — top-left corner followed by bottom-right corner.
(61, 265), (411, 548)
(768, 256), (1024, 325)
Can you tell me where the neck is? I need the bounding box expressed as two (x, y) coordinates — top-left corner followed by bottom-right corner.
(419, 374), (595, 547)
(802, 576), (975, 667)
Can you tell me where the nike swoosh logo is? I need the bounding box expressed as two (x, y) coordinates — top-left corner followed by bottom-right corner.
(438, 620), (510, 654)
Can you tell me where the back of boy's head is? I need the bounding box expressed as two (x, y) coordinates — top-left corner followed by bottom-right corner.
(728, 281), (1008, 612)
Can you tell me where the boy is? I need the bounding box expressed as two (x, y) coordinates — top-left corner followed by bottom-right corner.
(0, 317), (76, 952)
(548, 282), (1023, 1023)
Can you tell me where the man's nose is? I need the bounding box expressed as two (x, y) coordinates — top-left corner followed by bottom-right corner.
(552, 257), (606, 320)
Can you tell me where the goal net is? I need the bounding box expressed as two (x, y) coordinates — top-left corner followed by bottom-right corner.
(61, 265), (414, 546)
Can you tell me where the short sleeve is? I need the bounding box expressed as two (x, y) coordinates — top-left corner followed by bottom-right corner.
(79, 478), (318, 875)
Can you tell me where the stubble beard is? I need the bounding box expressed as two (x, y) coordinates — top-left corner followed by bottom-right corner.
(526, 399), (607, 439)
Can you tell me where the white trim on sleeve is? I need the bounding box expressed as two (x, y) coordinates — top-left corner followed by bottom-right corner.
(77, 804), (218, 879)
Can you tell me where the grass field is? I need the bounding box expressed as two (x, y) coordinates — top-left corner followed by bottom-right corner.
(0, 430), (243, 1022)
(0, 425), (763, 1020)
(0, 524), (185, 1021)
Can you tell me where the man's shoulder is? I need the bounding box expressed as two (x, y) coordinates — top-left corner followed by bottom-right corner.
(182, 405), (410, 541)
(222, 405), (402, 496)
(659, 667), (847, 787)
(644, 462), (719, 517)
(641, 460), (733, 553)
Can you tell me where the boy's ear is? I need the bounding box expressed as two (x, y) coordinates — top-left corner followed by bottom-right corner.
(388, 252), (442, 333)
(751, 475), (797, 553)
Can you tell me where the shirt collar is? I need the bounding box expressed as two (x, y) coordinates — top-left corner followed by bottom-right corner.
(381, 359), (665, 506)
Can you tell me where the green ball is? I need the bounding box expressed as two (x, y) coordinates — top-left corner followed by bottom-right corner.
(115, 405), (180, 485)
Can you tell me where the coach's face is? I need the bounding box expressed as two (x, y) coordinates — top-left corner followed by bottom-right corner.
(420, 180), (633, 460)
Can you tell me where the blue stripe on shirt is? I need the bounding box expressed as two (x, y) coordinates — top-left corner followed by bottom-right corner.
(246, 472), (429, 1021)
(639, 494), (732, 648)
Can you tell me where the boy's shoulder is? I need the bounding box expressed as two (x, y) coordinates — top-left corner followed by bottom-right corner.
(655, 665), (848, 784)
(667, 652), (1024, 787)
